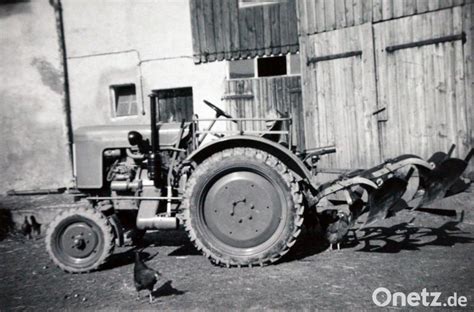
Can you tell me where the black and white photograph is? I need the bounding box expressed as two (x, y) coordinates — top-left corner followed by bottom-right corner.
(0, 0), (473, 310)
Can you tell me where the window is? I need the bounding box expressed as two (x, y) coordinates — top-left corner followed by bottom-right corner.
(155, 87), (194, 123)
(110, 84), (137, 117)
(228, 59), (255, 79)
(257, 56), (287, 77)
(288, 53), (301, 75)
(228, 54), (300, 79)
(239, 0), (287, 9)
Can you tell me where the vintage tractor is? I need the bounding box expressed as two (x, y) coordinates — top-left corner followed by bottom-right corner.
(45, 93), (473, 273)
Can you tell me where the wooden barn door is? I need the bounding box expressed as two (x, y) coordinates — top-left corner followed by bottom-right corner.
(305, 23), (381, 169)
(223, 76), (305, 151)
(374, 7), (471, 161)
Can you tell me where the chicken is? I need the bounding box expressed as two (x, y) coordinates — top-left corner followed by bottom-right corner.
(318, 209), (339, 249)
(21, 216), (32, 239)
(134, 251), (161, 303)
(30, 215), (41, 236)
(319, 198), (365, 250)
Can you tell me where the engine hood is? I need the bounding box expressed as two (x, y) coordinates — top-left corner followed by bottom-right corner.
(74, 123), (189, 189)
(74, 123), (189, 147)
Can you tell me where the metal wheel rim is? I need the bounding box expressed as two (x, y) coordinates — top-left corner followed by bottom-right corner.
(198, 166), (288, 256)
(51, 216), (104, 269)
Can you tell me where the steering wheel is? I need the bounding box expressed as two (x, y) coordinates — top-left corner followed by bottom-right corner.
(203, 100), (234, 119)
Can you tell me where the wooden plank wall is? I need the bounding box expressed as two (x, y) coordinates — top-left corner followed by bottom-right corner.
(190, 0), (299, 64)
(374, 6), (472, 162)
(299, 2), (473, 171)
(465, 4), (474, 173)
(298, 0), (467, 36)
(223, 76), (305, 151)
(304, 24), (381, 169)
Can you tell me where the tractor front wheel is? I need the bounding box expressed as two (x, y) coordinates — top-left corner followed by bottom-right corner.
(182, 147), (304, 267)
(45, 206), (115, 273)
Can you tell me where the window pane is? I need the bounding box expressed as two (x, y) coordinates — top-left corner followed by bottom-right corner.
(129, 100), (138, 115)
(257, 56), (287, 77)
(113, 84), (137, 117)
(289, 53), (301, 75)
(116, 96), (130, 116)
(229, 59), (254, 79)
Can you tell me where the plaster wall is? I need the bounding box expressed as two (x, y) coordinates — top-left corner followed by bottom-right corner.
(63, 0), (228, 131)
(0, 1), (73, 193)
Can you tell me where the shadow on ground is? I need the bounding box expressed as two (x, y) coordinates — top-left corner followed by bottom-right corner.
(101, 248), (166, 271)
(354, 212), (473, 253)
(142, 230), (201, 257)
(101, 231), (198, 271)
(0, 209), (14, 241)
(283, 211), (473, 262)
(153, 280), (187, 298)
(90, 209), (474, 272)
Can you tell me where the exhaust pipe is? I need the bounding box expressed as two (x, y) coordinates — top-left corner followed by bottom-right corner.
(136, 215), (179, 230)
(135, 180), (179, 230)
(135, 192), (180, 230)
(148, 93), (161, 187)
(136, 96), (178, 230)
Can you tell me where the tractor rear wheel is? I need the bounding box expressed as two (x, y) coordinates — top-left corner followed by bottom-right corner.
(45, 206), (115, 273)
(182, 147), (304, 267)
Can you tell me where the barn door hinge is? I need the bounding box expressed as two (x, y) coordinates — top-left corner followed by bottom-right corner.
(385, 32), (466, 53)
(373, 107), (388, 122)
(372, 107), (386, 116)
(307, 50), (363, 66)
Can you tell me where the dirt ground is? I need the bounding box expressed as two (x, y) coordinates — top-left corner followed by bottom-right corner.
(1, 206), (473, 311)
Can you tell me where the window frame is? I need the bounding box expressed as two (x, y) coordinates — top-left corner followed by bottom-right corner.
(239, 0), (287, 9)
(153, 86), (194, 123)
(226, 53), (301, 80)
(109, 83), (139, 119)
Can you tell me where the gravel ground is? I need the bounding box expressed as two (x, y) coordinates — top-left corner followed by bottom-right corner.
(0, 207), (473, 311)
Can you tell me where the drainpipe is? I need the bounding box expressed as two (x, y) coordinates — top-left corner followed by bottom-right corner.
(50, 0), (74, 176)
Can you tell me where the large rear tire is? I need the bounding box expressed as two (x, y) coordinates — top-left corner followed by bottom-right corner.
(45, 206), (115, 273)
(182, 147), (304, 267)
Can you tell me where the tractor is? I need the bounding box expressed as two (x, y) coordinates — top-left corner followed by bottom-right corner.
(45, 93), (473, 273)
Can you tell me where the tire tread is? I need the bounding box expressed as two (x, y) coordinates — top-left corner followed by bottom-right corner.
(45, 206), (115, 273)
(182, 147), (304, 267)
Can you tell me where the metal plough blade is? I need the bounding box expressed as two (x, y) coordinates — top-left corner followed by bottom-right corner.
(364, 176), (409, 226)
(446, 178), (471, 197)
(415, 148), (473, 209)
(427, 144), (456, 166)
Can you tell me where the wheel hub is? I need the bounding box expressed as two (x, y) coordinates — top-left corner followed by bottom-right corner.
(202, 171), (284, 249)
(61, 222), (99, 259)
(73, 237), (86, 250)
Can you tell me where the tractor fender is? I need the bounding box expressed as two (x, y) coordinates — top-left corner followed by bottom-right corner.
(185, 136), (313, 182)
